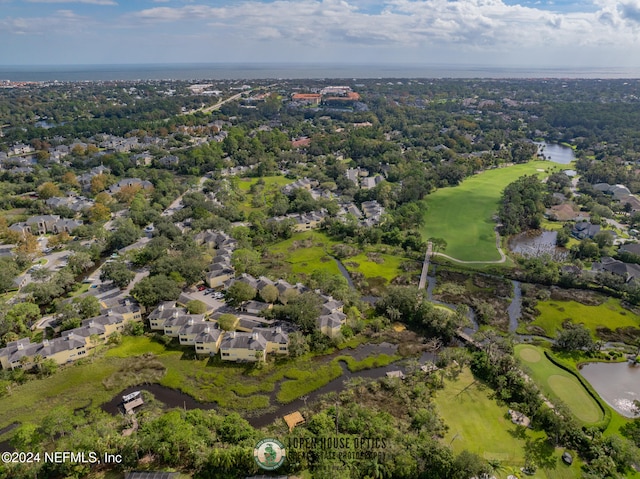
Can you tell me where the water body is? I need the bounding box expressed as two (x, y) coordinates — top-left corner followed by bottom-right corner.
(2, 64), (640, 82)
(507, 280), (522, 333)
(579, 362), (640, 418)
(333, 258), (355, 289)
(509, 230), (568, 261)
(536, 142), (576, 165)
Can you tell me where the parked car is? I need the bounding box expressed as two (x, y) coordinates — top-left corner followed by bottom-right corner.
(197, 285), (206, 291)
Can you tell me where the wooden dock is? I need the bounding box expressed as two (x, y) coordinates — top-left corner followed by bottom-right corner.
(418, 242), (433, 290)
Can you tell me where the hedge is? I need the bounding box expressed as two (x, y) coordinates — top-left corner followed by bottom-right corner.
(544, 350), (611, 430)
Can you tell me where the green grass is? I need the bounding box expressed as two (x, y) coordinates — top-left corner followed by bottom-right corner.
(105, 336), (167, 357)
(434, 368), (578, 478)
(236, 175), (292, 192)
(421, 160), (552, 261)
(268, 231), (341, 276)
(334, 353), (401, 372)
(276, 361), (343, 404)
(343, 253), (405, 282)
(528, 298), (640, 339)
(515, 345), (604, 424)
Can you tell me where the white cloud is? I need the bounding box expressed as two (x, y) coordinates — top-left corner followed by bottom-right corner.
(0, 9), (92, 35)
(24, 0), (117, 5)
(126, 0), (640, 51)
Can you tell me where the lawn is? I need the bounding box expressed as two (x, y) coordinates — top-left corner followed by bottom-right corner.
(434, 368), (578, 478)
(526, 298), (640, 339)
(421, 160), (553, 261)
(268, 231), (341, 277)
(343, 252), (406, 283)
(515, 345), (604, 424)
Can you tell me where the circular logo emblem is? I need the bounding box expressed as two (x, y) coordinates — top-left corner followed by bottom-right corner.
(253, 438), (286, 470)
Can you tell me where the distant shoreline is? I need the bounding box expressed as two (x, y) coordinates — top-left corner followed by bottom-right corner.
(1, 63), (639, 82)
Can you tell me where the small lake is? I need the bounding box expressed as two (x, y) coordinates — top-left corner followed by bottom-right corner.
(508, 230), (568, 261)
(579, 361), (640, 418)
(536, 142), (575, 165)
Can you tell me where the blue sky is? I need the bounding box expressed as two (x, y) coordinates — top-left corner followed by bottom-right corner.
(1, 0), (640, 67)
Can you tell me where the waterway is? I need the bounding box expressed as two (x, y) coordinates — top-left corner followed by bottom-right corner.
(578, 361), (640, 418)
(425, 266), (479, 334)
(507, 280), (522, 333)
(536, 141), (576, 165)
(101, 343), (407, 429)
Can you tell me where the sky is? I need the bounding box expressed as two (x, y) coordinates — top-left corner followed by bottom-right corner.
(1, 0), (640, 68)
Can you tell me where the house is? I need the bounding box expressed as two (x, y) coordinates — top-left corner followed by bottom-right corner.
(9, 143), (34, 156)
(103, 297), (143, 323)
(571, 221), (601, 240)
(241, 301), (272, 315)
(78, 165), (111, 191)
(253, 327), (289, 355)
(148, 302), (187, 330)
(0, 338), (38, 370)
(317, 311), (347, 338)
(592, 257), (640, 284)
(132, 153), (153, 166)
(157, 155), (179, 167)
(163, 313), (205, 337)
(8, 222), (31, 236)
(108, 178), (153, 195)
(194, 326), (224, 355)
(321, 298), (344, 315)
(619, 243), (640, 257)
(282, 178), (318, 195)
(207, 265), (235, 288)
(25, 215), (61, 235)
(219, 331), (267, 362)
(360, 175), (384, 190)
(178, 319), (214, 345)
(81, 310), (128, 337)
(64, 321), (107, 347)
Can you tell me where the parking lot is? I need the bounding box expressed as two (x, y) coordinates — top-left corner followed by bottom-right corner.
(182, 289), (227, 311)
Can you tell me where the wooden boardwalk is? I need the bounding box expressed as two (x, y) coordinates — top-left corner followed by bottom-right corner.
(418, 242), (433, 290)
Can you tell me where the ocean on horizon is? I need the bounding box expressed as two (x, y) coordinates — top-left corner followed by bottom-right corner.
(1, 63), (640, 82)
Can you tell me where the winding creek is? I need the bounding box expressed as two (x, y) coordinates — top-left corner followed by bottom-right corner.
(60, 257), (640, 434)
(101, 342), (407, 429)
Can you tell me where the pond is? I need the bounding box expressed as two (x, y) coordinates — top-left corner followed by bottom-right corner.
(536, 141), (576, 165)
(508, 230), (568, 261)
(579, 361), (640, 418)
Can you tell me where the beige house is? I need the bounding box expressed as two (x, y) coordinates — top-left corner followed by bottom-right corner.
(148, 302), (187, 331)
(194, 327), (224, 355)
(253, 327), (289, 355)
(317, 311), (347, 338)
(178, 320), (214, 345)
(219, 332), (267, 362)
(207, 265), (235, 288)
(164, 313), (205, 337)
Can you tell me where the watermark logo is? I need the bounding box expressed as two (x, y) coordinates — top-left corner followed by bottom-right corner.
(254, 438), (286, 471)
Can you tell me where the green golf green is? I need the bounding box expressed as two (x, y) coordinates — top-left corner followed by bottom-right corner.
(516, 345), (603, 424)
(421, 161), (551, 261)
